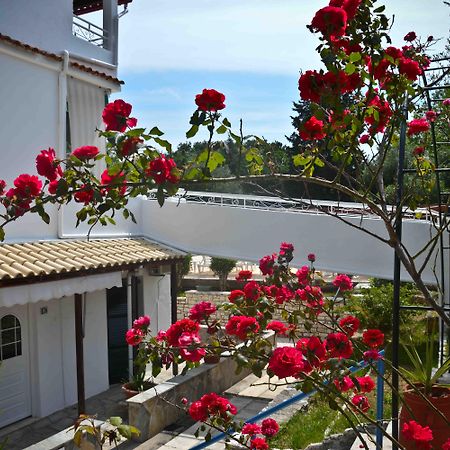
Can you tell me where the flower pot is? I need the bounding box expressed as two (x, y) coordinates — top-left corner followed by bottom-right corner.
(121, 381), (156, 399)
(400, 385), (450, 449)
(204, 354), (221, 364)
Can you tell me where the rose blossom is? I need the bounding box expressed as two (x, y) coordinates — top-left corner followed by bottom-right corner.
(300, 116), (326, 140)
(225, 316), (260, 340)
(339, 315), (360, 336)
(121, 137), (142, 156)
(363, 349), (382, 361)
(243, 280), (262, 301)
(442, 438), (450, 450)
(145, 155), (179, 184)
(188, 301), (216, 321)
(334, 376), (354, 392)
(102, 99), (137, 132)
(13, 174), (42, 198)
(189, 393), (236, 422)
(259, 254), (276, 275)
(443, 98), (450, 107)
(236, 270), (253, 281)
(325, 332), (353, 359)
(404, 31), (417, 42)
(356, 376), (376, 393)
(195, 89), (226, 112)
(425, 110), (437, 122)
(0, 179), (6, 196)
(228, 289), (244, 303)
(351, 394), (370, 412)
(399, 57), (422, 81)
(402, 420), (433, 450)
(241, 423), (262, 435)
(413, 146), (425, 156)
(363, 329), (384, 348)
(72, 145), (99, 160)
(177, 332), (206, 362)
(36, 148), (62, 181)
(407, 118), (430, 136)
(125, 328), (144, 346)
(101, 169), (126, 195)
(333, 274), (353, 291)
(261, 418), (279, 437)
(133, 315), (150, 330)
(266, 320), (288, 335)
(307, 253), (316, 262)
(250, 437), (269, 450)
(165, 318), (200, 346)
(268, 346), (305, 378)
(74, 185), (94, 205)
(310, 6), (348, 39)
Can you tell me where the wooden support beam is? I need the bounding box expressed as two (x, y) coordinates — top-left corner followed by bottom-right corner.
(75, 293), (86, 415)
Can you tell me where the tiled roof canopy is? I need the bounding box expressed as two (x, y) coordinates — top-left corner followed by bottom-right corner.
(0, 239), (183, 284)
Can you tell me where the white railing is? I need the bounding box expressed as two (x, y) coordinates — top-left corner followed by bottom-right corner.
(148, 190), (433, 221)
(73, 15), (107, 47)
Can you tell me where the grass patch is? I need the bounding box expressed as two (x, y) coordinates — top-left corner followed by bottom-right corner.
(271, 389), (392, 450)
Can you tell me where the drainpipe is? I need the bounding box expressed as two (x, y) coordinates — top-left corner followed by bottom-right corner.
(57, 51), (69, 239)
(127, 272), (133, 380)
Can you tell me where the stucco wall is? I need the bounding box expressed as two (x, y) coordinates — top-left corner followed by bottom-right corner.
(29, 289), (109, 417)
(143, 271), (172, 335)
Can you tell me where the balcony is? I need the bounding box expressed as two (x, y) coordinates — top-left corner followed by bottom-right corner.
(72, 14), (107, 48)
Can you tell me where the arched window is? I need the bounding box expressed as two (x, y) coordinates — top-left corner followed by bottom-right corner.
(0, 315), (21, 360)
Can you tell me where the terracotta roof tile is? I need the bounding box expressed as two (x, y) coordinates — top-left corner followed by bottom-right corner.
(0, 33), (123, 85)
(0, 238), (183, 282)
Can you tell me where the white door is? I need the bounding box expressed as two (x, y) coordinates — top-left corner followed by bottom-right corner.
(0, 305), (31, 428)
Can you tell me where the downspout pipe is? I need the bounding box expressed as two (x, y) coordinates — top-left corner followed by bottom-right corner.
(127, 272), (133, 380)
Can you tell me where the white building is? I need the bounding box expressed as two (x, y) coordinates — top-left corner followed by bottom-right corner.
(0, 0), (182, 429)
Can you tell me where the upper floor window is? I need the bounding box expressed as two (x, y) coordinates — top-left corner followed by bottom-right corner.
(0, 315), (22, 360)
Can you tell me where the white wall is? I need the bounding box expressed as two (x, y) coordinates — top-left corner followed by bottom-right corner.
(0, 0), (114, 64)
(140, 199), (439, 284)
(29, 289), (109, 417)
(143, 272), (171, 334)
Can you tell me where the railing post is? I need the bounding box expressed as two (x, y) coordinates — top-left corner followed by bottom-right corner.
(103, 0), (118, 63)
(376, 355), (385, 449)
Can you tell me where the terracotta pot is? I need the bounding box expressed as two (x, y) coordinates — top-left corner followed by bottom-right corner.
(399, 385), (450, 449)
(121, 381), (155, 399)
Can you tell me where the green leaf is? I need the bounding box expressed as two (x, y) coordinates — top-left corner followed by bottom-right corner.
(148, 126), (164, 136)
(314, 158), (325, 167)
(222, 118), (231, 127)
(153, 138), (172, 153)
(156, 189), (165, 207)
(207, 151), (226, 172)
(293, 154), (311, 167)
(216, 124), (227, 134)
(0, 228), (4, 242)
(126, 128), (145, 137)
(373, 5), (385, 12)
(117, 425), (132, 439)
(109, 417), (123, 427)
(349, 52), (361, 63)
(186, 125), (199, 139)
(184, 167), (202, 180)
(345, 62), (356, 75)
(56, 178), (69, 197)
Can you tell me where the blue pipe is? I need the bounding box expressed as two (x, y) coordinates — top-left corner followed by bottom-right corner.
(376, 355), (385, 449)
(189, 351), (385, 450)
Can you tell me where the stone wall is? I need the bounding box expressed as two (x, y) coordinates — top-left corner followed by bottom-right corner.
(178, 290), (333, 338)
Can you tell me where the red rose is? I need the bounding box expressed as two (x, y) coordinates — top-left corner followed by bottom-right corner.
(407, 118), (430, 136)
(339, 315), (360, 336)
(363, 350), (382, 361)
(364, 94), (392, 133)
(359, 134), (370, 144)
(101, 170), (126, 195)
(74, 185), (94, 205)
(275, 285), (295, 304)
(296, 336), (326, 367)
(242, 423), (262, 435)
(402, 420), (433, 450)
(307, 253), (316, 262)
(279, 242), (294, 255)
(351, 394), (370, 412)
(333, 274), (353, 291)
(121, 137), (142, 156)
(442, 438), (450, 450)
(36, 148), (62, 181)
(325, 332), (353, 359)
(356, 376), (375, 393)
(225, 315), (260, 340)
(259, 254), (276, 276)
(48, 180), (59, 195)
(385, 46), (403, 60)
(189, 393), (236, 422)
(243, 280), (262, 301)
(228, 290), (245, 303)
(425, 110), (437, 122)
(296, 265), (310, 286)
(404, 31), (417, 42)
(250, 438), (269, 450)
(261, 418), (279, 438)
(342, 0), (361, 20)
(399, 57), (422, 81)
(146, 156), (179, 184)
(443, 98), (450, 107)
(362, 329), (384, 348)
(266, 320), (288, 335)
(268, 346), (304, 378)
(236, 270), (253, 281)
(13, 174), (42, 199)
(177, 332), (206, 362)
(195, 89), (226, 112)
(334, 376), (354, 392)
(72, 145), (99, 160)
(188, 301), (216, 321)
(125, 328), (144, 346)
(189, 400), (207, 421)
(102, 99), (137, 132)
(413, 146), (425, 156)
(133, 315), (150, 330)
(310, 6), (347, 39)
(0, 179), (6, 196)
(298, 70), (326, 103)
(300, 116), (326, 140)
(166, 318), (200, 346)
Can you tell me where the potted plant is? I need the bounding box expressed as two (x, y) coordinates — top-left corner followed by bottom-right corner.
(122, 316), (155, 399)
(400, 316), (450, 448)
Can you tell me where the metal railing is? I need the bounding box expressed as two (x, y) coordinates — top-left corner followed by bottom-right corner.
(149, 190), (433, 221)
(72, 15), (107, 47)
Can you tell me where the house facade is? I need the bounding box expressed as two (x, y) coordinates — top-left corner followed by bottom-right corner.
(0, 0), (183, 429)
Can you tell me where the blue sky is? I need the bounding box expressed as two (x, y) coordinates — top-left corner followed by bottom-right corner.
(112, 0), (449, 147)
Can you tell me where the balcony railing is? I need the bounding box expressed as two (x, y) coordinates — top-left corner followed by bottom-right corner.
(73, 15), (107, 48)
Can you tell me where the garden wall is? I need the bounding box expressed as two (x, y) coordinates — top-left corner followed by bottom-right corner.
(178, 290), (333, 338)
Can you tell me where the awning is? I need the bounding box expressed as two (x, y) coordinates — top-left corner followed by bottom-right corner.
(0, 271), (122, 307)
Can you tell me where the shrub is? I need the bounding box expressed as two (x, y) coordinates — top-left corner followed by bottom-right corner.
(210, 257), (237, 291)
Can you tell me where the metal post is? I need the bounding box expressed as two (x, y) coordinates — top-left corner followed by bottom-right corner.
(392, 100), (408, 448)
(74, 293), (86, 415)
(376, 355), (385, 449)
(171, 262), (179, 376)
